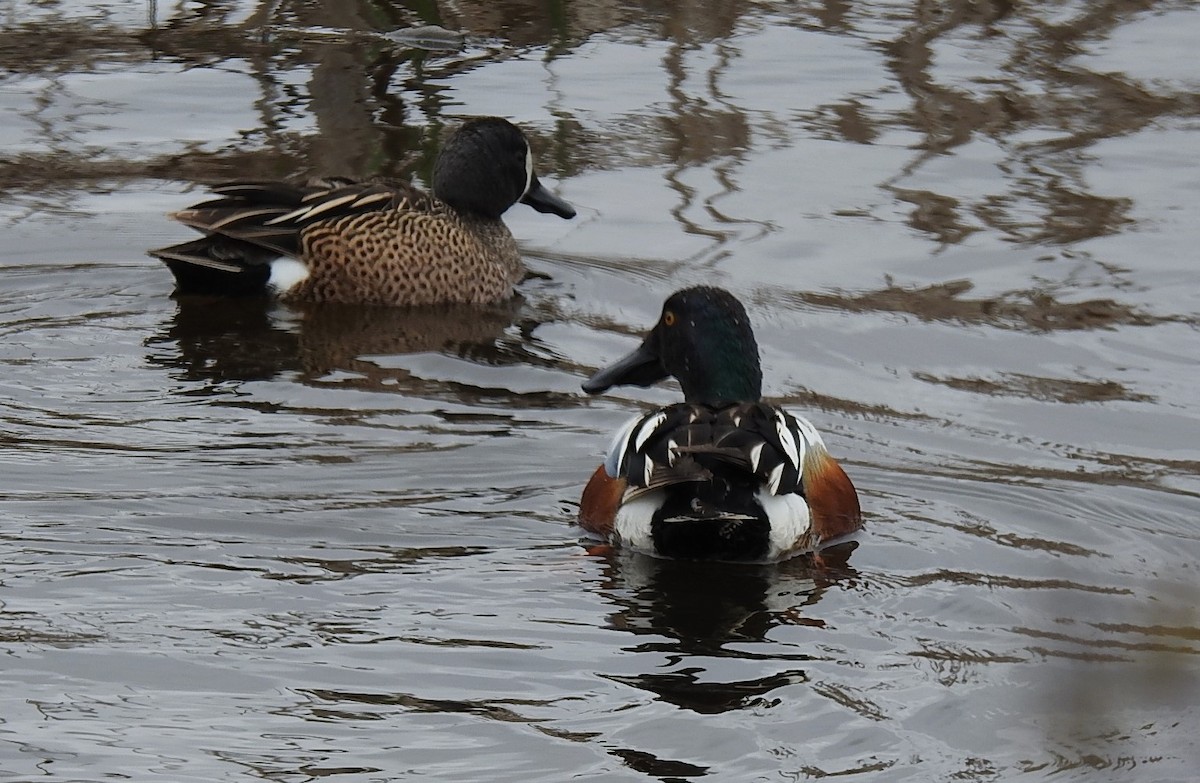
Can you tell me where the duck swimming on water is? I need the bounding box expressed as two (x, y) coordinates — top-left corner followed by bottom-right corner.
(578, 286), (862, 562)
(150, 117), (575, 306)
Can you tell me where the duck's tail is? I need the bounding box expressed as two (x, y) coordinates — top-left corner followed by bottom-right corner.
(150, 236), (276, 297)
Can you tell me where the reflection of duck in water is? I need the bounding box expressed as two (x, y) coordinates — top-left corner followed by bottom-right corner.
(596, 546), (858, 714)
(150, 117), (575, 306)
(579, 287), (861, 562)
(147, 296), (525, 388)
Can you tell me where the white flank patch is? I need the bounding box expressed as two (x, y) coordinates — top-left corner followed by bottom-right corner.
(268, 258), (310, 293)
(613, 491), (662, 555)
(757, 489), (812, 560)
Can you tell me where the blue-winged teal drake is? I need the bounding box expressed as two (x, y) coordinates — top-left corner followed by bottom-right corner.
(150, 117), (575, 306)
(578, 286), (862, 562)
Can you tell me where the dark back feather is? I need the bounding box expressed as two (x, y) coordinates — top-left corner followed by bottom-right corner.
(152, 179), (425, 270)
(607, 402), (808, 501)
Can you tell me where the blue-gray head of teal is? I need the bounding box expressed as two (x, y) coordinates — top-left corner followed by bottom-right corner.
(434, 117), (575, 220)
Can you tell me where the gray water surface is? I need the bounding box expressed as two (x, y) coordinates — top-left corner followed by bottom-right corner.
(1, 1), (1198, 781)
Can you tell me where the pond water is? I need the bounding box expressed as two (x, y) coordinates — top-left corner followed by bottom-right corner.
(1, 1), (1198, 780)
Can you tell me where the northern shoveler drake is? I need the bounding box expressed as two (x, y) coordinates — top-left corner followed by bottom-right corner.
(578, 286), (862, 562)
(150, 117), (575, 306)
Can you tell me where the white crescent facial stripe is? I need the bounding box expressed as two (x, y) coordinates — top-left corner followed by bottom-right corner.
(523, 148), (534, 197)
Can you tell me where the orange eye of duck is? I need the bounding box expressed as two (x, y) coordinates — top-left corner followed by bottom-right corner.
(663, 310), (676, 326)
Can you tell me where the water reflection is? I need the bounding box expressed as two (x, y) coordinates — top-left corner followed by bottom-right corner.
(609, 748), (710, 779)
(2, 1), (1198, 780)
(145, 296), (540, 388)
(595, 544), (858, 714)
(4, 0), (1197, 266)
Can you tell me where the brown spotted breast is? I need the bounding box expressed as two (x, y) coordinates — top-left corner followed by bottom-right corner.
(293, 199), (523, 306)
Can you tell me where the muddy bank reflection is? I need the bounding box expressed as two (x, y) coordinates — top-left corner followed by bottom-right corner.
(5, 0), (1198, 263)
(781, 279), (1184, 331)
